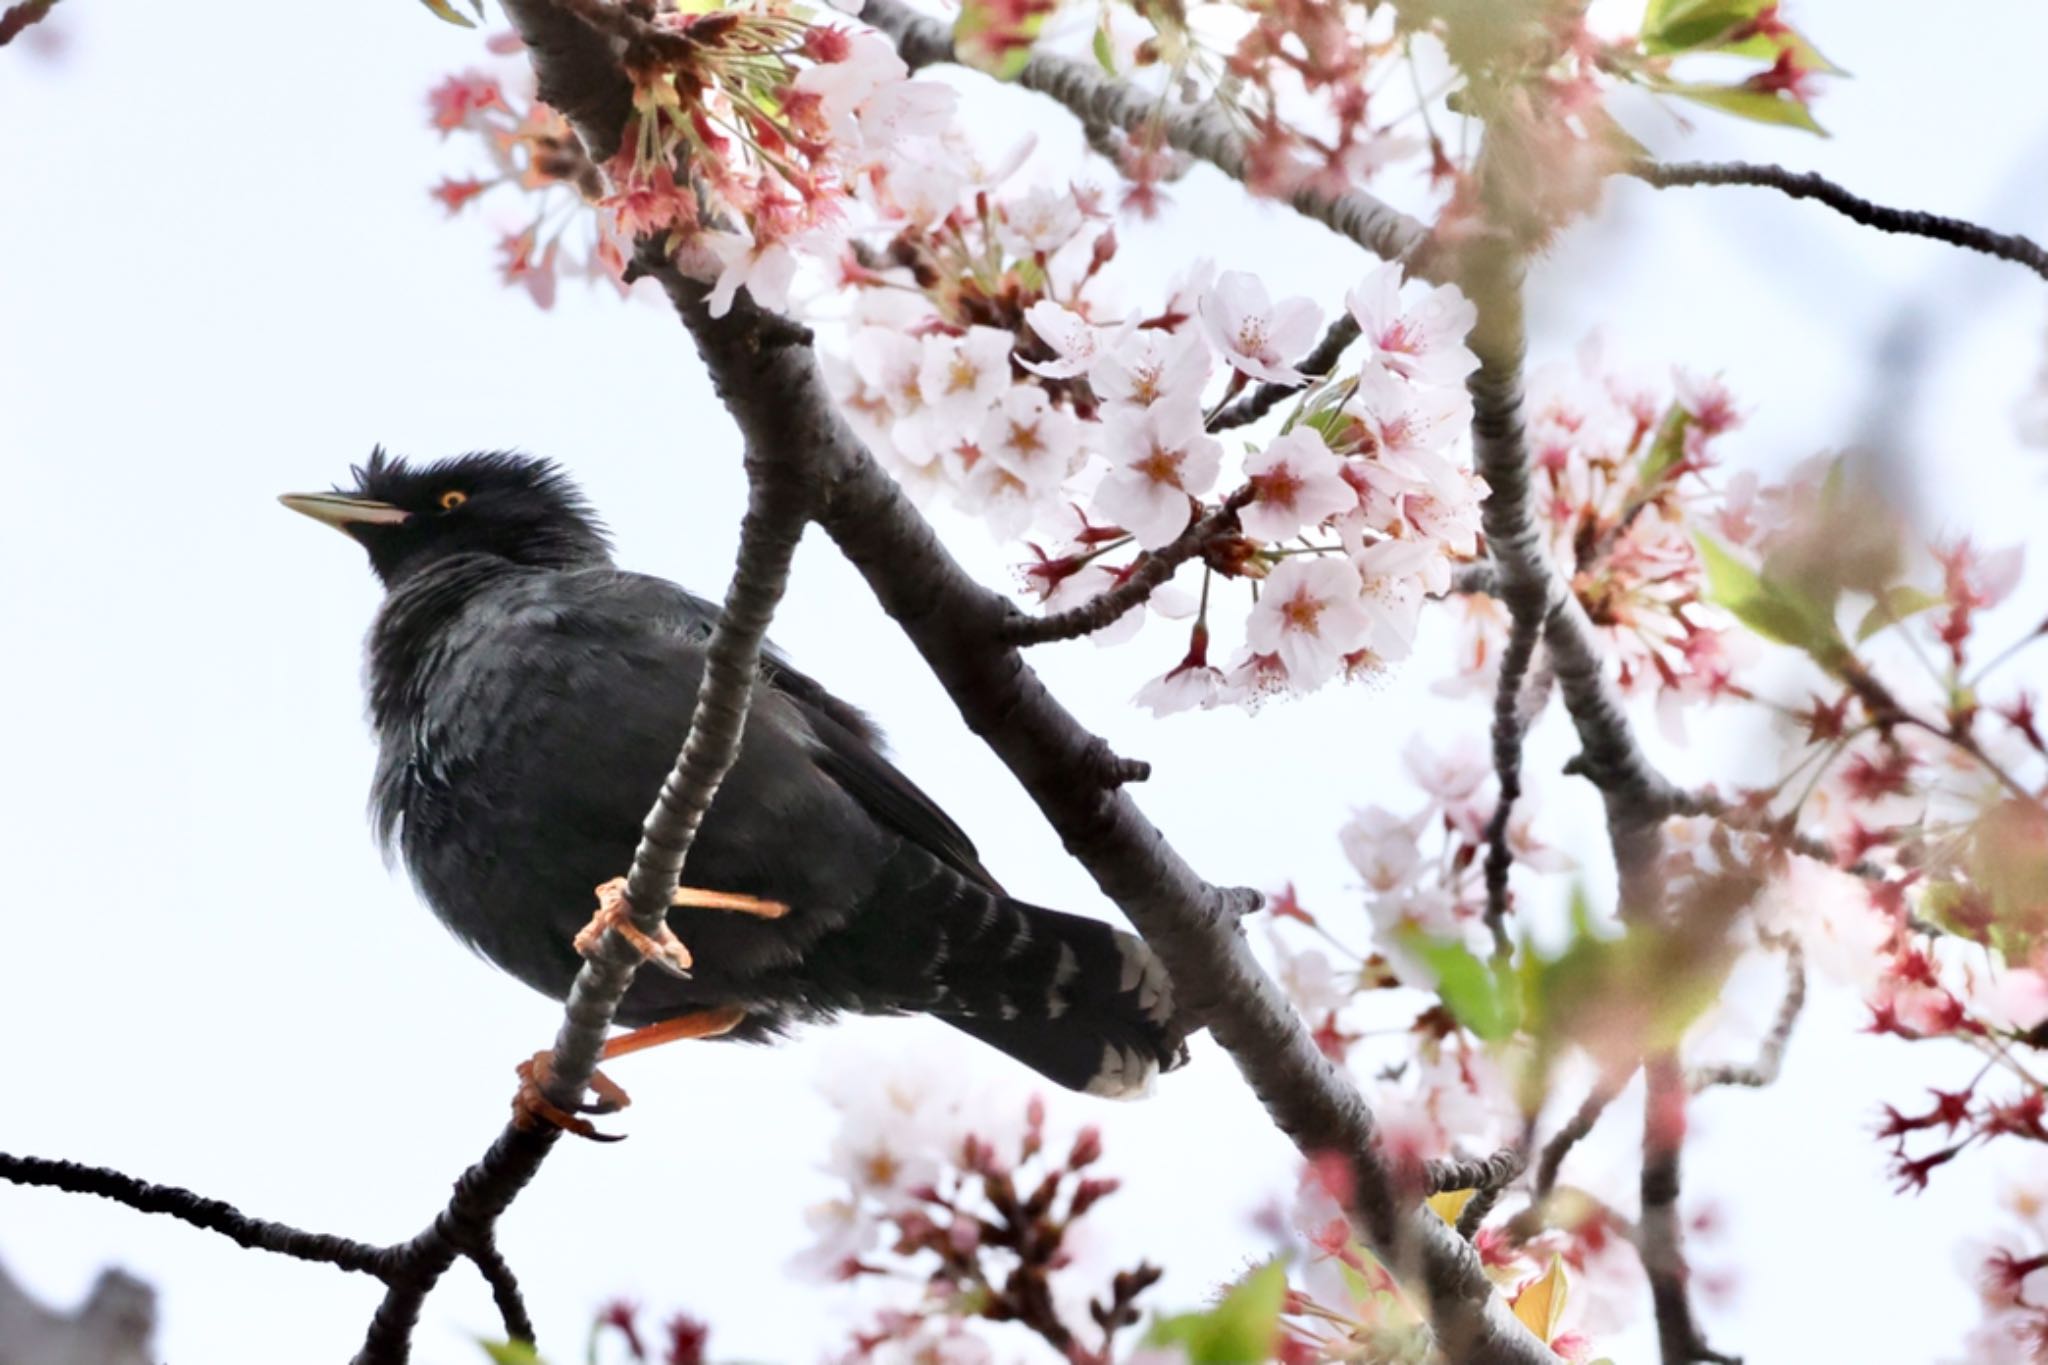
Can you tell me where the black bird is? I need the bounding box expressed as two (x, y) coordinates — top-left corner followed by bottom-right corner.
(283, 449), (1185, 1098)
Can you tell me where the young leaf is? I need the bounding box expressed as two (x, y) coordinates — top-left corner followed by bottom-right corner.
(1641, 0), (1764, 53)
(1696, 534), (1848, 669)
(1658, 80), (1827, 136)
(1511, 1257), (1570, 1341)
(1399, 932), (1515, 1040)
(479, 1340), (543, 1365)
(1147, 1260), (1289, 1364)
(418, 0), (479, 27)
(1636, 405), (1692, 488)
(1428, 1188), (1477, 1226)
(1093, 8), (1117, 73)
(1855, 585), (1946, 642)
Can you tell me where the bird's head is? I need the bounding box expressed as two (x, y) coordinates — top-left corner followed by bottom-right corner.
(280, 448), (612, 586)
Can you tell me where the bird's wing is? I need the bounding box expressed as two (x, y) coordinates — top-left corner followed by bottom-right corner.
(592, 570), (1006, 895)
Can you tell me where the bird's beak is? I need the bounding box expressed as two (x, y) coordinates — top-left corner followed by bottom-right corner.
(278, 493), (411, 533)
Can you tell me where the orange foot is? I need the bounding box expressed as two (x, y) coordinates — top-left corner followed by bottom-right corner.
(512, 1008), (750, 1142)
(512, 1050), (633, 1142)
(572, 878), (793, 975)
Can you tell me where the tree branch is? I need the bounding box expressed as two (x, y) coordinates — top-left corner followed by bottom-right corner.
(1629, 159), (2048, 284)
(858, 0), (1437, 273)
(1005, 486), (1254, 646)
(1207, 314), (1363, 431)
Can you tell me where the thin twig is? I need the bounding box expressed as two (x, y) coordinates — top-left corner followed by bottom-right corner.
(1424, 1146), (1525, 1197)
(1533, 1077), (1628, 1202)
(860, 0), (1437, 274)
(464, 1231), (536, 1345)
(1005, 486), (1254, 646)
(1207, 315), (1364, 431)
(0, 1154), (394, 1277)
(0, 0), (57, 46)
(1688, 941), (1806, 1092)
(1629, 159), (2048, 284)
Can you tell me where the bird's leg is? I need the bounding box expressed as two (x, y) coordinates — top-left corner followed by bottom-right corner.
(600, 1005), (749, 1059)
(668, 885), (790, 919)
(518, 881), (762, 1142)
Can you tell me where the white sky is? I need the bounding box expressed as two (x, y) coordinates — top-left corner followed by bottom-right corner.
(3, 2), (2047, 1362)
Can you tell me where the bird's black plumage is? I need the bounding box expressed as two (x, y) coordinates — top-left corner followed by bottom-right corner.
(288, 449), (1186, 1096)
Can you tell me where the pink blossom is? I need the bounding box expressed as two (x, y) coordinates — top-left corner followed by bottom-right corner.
(1094, 400), (1223, 549)
(1345, 263), (1479, 388)
(1134, 658), (1224, 715)
(1200, 271), (1322, 384)
(1348, 367), (1470, 491)
(1350, 537), (1435, 660)
(791, 31), (908, 145)
(1089, 328), (1212, 407)
(965, 386), (1075, 537)
(704, 228), (799, 318)
(995, 186), (1084, 257)
(1241, 429), (1357, 541)
(1020, 300), (1120, 380)
(1246, 557), (1374, 688)
(1402, 734), (1490, 805)
(1340, 806), (1423, 892)
(1135, 625), (1224, 715)
(917, 326), (1015, 425)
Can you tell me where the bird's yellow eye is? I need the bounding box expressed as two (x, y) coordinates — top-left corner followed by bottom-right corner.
(438, 489), (468, 511)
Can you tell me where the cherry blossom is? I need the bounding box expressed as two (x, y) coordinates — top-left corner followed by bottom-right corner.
(966, 386), (1076, 537)
(1020, 300), (1120, 380)
(1344, 263), (1480, 389)
(1246, 557), (1374, 688)
(1089, 327), (1212, 408)
(916, 327), (1016, 426)
(1093, 400), (1223, 549)
(1241, 428), (1358, 541)
(1199, 270), (1323, 384)
(1134, 625), (1225, 715)
(704, 228), (801, 318)
(1340, 806), (1424, 893)
(995, 185), (1085, 257)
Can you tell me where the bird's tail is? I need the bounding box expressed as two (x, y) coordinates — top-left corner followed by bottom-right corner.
(932, 898), (1188, 1098)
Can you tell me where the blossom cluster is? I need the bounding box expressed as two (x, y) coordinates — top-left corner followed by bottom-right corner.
(426, 52), (634, 307)
(796, 1070), (1157, 1363)
(1956, 1164), (2048, 1362)
(827, 233), (1490, 712)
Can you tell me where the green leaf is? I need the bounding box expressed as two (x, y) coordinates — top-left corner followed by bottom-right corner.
(1093, 9), (1117, 73)
(1147, 1261), (1288, 1364)
(1854, 585), (1946, 642)
(418, 0), (479, 27)
(479, 1340), (543, 1365)
(1657, 80), (1827, 135)
(1636, 404), (1692, 488)
(1697, 534), (1848, 668)
(1400, 932), (1515, 1040)
(1641, 0), (1761, 52)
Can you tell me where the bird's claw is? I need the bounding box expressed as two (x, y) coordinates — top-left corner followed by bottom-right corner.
(575, 878), (694, 977)
(512, 1050), (632, 1142)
